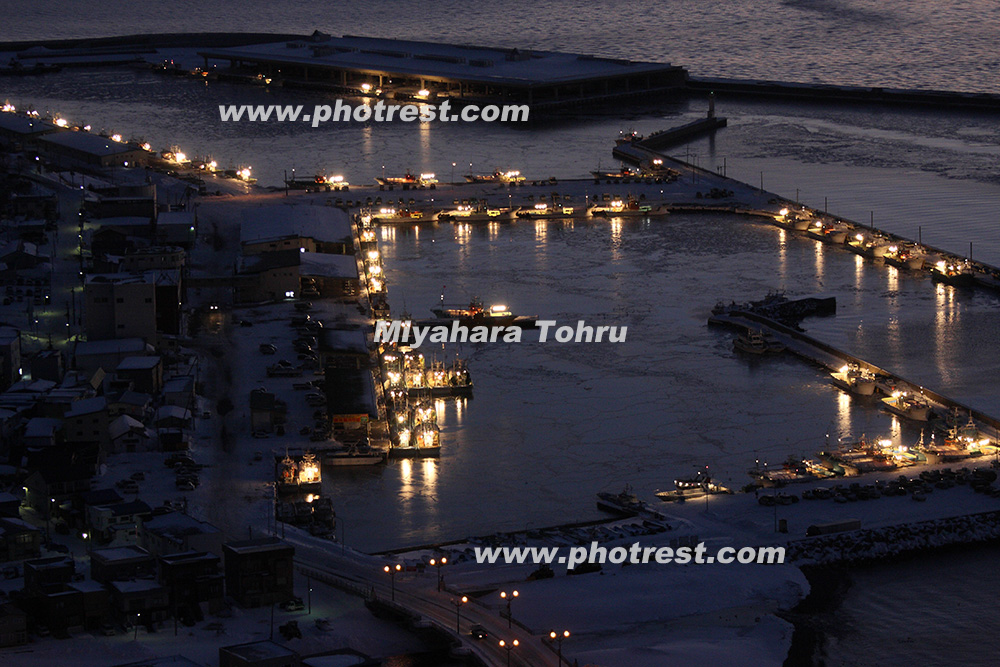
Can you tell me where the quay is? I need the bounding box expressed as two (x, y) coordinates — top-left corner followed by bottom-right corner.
(708, 308), (1000, 432)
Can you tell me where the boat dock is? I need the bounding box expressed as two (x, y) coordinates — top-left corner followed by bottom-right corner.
(708, 308), (1000, 432)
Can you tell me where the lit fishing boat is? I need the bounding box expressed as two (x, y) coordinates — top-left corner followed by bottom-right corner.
(591, 166), (639, 180)
(930, 258), (976, 287)
(464, 169), (525, 184)
(276, 451), (322, 494)
(590, 196), (669, 218)
(881, 391), (932, 422)
(370, 206), (438, 223)
(376, 171), (438, 187)
(830, 364), (877, 396)
(817, 436), (898, 476)
(285, 174), (349, 191)
(431, 297), (519, 326)
(614, 129), (643, 145)
(516, 202), (577, 220)
(438, 202), (518, 222)
(883, 243), (925, 270)
(656, 470), (732, 502)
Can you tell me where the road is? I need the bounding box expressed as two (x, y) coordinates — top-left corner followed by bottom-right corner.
(289, 534), (560, 667)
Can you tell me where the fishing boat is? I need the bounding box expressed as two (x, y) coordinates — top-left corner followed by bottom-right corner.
(830, 364), (877, 397)
(370, 206), (438, 223)
(656, 471), (732, 502)
(883, 243), (925, 270)
(464, 169), (525, 184)
(389, 423), (441, 458)
(439, 202), (518, 222)
(323, 443), (387, 466)
(276, 451), (322, 494)
(376, 171), (437, 187)
(285, 174), (349, 191)
(515, 202), (577, 220)
(930, 259), (976, 287)
(431, 297), (519, 326)
(748, 456), (835, 487)
(590, 196), (669, 218)
(591, 166), (639, 180)
(881, 391), (932, 422)
(615, 129), (644, 145)
(596, 484), (667, 520)
(816, 436), (898, 476)
(733, 329), (785, 354)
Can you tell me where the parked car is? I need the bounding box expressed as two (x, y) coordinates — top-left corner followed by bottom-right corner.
(280, 597), (305, 612)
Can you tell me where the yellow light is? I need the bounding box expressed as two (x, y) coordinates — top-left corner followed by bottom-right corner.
(54, 118), (68, 127)
(417, 89), (430, 97)
(369, 265), (382, 275)
(327, 174), (345, 183)
(419, 173), (436, 180)
(110, 134), (123, 143)
(361, 83), (372, 92)
(141, 142), (152, 152)
(855, 233), (864, 242)
(175, 152), (188, 163)
(2, 103), (15, 113)
(239, 167), (252, 180)
(367, 250), (380, 260)
(490, 304), (507, 312)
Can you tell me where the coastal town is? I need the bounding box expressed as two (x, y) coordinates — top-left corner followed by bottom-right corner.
(2, 23), (1000, 667)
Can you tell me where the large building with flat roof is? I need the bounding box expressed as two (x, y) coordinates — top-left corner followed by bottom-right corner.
(200, 34), (687, 108)
(38, 131), (148, 167)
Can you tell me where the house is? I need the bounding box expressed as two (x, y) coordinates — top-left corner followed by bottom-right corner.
(158, 551), (225, 616)
(74, 338), (154, 374)
(0, 327), (21, 390)
(109, 414), (153, 453)
(0, 113), (59, 150)
(220, 640), (300, 667)
(22, 417), (63, 449)
(107, 390), (152, 420)
(298, 252), (359, 299)
(154, 405), (192, 430)
(317, 327), (370, 369)
(115, 356), (163, 394)
(108, 579), (169, 625)
(90, 545), (156, 584)
(62, 396), (110, 455)
(162, 376), (195, 410)
(87, 501), (152, 545)
(0, 517), (41, 562)
(141, 513), (222, 557)
(119, 246), (185, 272)
(84, 273), (158, 342)
(0, 603), (28, 648)
(23, 465), (93, 516)
(156, 210), (197, 248)
(23, 556), (75, 591)
(30, 349), (64, 383)
(236, 250), (301, 304)
(223, 538), (294, 608)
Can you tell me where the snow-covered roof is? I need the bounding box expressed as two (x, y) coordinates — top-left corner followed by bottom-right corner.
(240, 203), (352, 246)
(154, 405), (191, 422)
(299, 252), (358, 279)
(24, 417), (62, 438)
(64, 396), (107, 418)
(116, 355), (161, 371)
(201, 35), (680, 87)
(109, 414), (146, 440)
(75, 338), (152, 358)
(40, 131), (144, 157)
(0, 113), (59, 135)
(109, 579), (163, 594)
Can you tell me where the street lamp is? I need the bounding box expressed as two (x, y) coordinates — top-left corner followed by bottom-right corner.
(499, 589), (518, 628)
(47, 497), (55, 542)
(498, 638), (519, 667)
(383, 563), (401, 601)
(429, 556), (447, 591)
(134, 612), (140, 640)
(549, 629), (570, 664)
(452, 595), (467, 633)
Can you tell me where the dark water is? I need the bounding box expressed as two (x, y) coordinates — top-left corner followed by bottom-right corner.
(5, 0), (1000, 92)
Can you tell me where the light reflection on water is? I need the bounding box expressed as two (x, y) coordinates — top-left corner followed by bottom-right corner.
(320, 213), (1000, 552)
